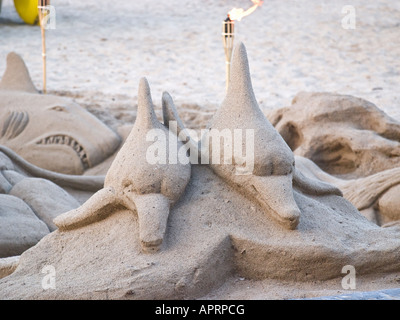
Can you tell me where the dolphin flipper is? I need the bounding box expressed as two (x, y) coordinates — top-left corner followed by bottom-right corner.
(293, 169), (343, 197)
(54, 187), (120, 230)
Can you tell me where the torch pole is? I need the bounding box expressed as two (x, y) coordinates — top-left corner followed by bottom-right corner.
(225, 60), (230, 93)
(38, 1), (48, 94)
(40, 18), (46, 94)
(222, 16), (234, 93)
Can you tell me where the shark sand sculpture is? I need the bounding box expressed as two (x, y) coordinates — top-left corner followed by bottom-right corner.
(0, 145), (105, 193)
(0, 52), (121, 175)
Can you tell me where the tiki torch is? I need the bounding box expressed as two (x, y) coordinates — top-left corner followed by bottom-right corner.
(38, 0), (50, 94)
(222, 15), (234, 92)
(222, 1), (263, 92)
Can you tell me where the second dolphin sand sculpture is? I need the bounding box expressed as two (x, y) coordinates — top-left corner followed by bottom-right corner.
(3, 44), (400, 299)
(163, 43), (342, 229)
(0, 52), (121, 175)
(54, 78), (191, 252)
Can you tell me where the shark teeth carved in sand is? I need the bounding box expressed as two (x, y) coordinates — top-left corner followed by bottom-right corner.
(37, 135), (90, 170)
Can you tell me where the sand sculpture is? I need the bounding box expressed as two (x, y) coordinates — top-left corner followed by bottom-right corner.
(0, 145), (106, 258)
(0, 52), (121, 175)
(267, 92), (400, 178)
(0, 145), (105, 193)
(54, 78), (192, 253)
(0, 146), (66, 257)
(0, 194), (49, 258)
(163, 43), (342, 230)
(2, 44), (400, 299)
(266, 92), (400, 225)
(295, 155), (400, 226)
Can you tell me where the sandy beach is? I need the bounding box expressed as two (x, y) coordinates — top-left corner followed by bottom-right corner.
(1, 0), (400, 131)
(1, 0), (400, 301)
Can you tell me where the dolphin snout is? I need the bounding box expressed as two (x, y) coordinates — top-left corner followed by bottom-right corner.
(276, 206), (300, 230)
(249, 174), (301, 230)
(133, 193), (170, 253)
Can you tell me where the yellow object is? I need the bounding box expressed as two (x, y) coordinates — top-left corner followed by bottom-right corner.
(13, 0), (39, 25)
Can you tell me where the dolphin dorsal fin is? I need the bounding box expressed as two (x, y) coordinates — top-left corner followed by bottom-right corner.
(162, 91), (186, 133)
(0, 52), (38, 93)
(222, 42), (259, 114)
(135, 77), (159, 129)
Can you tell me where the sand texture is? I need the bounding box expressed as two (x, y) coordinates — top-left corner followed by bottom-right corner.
(2, 44), (400, 300)
(1, 0), (400, 300)
(268, 92), (400, 178)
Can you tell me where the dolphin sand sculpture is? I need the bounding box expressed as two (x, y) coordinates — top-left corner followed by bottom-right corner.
(54, 78), (192, 252)
(53, 43), (342, 251)
(0, 52), (121, 175)
(162, 43), (342, 230)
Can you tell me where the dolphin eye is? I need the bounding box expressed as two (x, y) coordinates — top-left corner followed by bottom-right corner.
(51, 106), (67, 112)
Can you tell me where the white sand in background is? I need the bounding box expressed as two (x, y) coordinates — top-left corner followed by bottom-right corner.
(1, 0), (400, 129)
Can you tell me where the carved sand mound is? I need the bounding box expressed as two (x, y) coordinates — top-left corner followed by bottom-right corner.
(295, 155), (400, 226)
(266, 92), (400, 225)
(0, 145), (107, 258)
(2, 163), (400, 299)
(267, 92), (400, 178)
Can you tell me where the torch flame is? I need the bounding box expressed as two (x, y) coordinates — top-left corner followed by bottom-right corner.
(228, 0), (263, 21)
